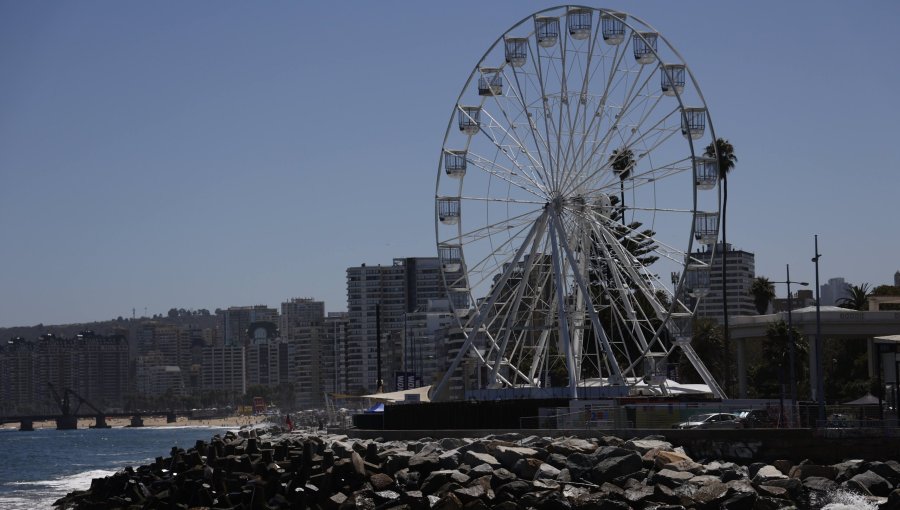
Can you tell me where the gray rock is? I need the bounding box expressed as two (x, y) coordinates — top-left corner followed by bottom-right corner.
(801, 476), (836, 494)
(369, 472), (394, 491)
(513, 457), (544, 480)
(422, 469), (470, 494)
(463, 451), (501, 470)
(438, 449), (461, 470)
(772, 459), (793, 476)
(493, 445), (538, 470)
(650, 468), (694, 487)
(534, 462), (561, 481)
(546, 453), (568, 469)
(439, 438), (465, 450)
(591, 452), (643, 484)
(848, 470), (891, 497)
(720, 491), (756, 510)
(833, 459), (865, 482)
(548, 437), (597, 456)
(468, 463), (494, 477)
(432, 492), (463, 510)
(565, 452), (594, 481)
(408, 450), (441, 474)
(865, 461), (900, 486)
(625, 439), (673, 455)
(882, 489), (900, 510)
(788, 463), (837, 480)
(752, 465), (788, 484)
(491, 467), (517, 487)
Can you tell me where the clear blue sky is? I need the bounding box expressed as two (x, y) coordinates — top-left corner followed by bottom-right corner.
(2, 1), (898, 327)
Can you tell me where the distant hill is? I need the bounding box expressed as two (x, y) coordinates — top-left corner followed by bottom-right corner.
(1, 314), (218, 341)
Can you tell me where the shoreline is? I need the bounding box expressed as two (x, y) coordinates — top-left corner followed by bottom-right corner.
(0, 414), (270, 431)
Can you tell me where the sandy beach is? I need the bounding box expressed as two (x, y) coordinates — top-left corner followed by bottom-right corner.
(1, 414), (271, 430)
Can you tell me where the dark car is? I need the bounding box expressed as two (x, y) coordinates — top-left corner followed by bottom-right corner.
(672, 412), (742, 429)
(735, 409), (775, 428)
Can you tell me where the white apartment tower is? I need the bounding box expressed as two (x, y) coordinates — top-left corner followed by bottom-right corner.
(691, 243), (757, 323)
(346, 257), (462, 394)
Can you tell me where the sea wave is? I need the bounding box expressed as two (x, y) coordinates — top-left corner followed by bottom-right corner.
(2, 469), (116, 510)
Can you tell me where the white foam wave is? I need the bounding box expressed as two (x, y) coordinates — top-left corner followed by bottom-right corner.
(136, 425), (224, 431)
(822, 489), (880, 510)
(9, 469), (116, 493)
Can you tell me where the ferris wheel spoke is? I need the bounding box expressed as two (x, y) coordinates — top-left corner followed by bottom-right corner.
(567, 104), (680, 196)
(479, 107), (551, 194)
(522, 43), (561, 190)
(441, 208), (541, 247)
(588, 157), (692, 197)
(498, 65), (555, 189)
(585, 60), (661, 168)
(466, 152), (547, 200)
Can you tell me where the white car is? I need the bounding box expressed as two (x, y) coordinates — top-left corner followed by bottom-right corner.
(673, 412), (743, 429)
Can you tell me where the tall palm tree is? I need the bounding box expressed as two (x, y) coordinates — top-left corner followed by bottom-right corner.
(609, 148), (634, 225)
(750, 276), (776, 315)
(704, 138), (737, 392)
(837, 283), (871, 311)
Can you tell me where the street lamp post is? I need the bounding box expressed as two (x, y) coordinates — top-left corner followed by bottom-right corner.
(771, 264), (808, 427)
(812, 235), (825, 424)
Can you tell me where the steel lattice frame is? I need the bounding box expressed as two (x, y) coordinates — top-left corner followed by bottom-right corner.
(433, 6), (725, 400)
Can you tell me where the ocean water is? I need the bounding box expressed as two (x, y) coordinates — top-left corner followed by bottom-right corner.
(0, 425), (229, 510)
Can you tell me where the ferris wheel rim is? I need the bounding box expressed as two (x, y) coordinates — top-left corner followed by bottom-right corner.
(434, 5), (723, 398)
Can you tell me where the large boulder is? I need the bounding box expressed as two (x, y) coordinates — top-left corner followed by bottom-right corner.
(548, 437), (598, 456)
(752, 465), (788, 485)
(847, 470), (892, 497)
(590, 452), (643, 484)
(493, 445), (539, 471)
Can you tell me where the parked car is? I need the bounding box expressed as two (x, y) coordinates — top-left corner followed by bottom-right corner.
(734, 409), (775, 428)
(672, 412), (743, 429)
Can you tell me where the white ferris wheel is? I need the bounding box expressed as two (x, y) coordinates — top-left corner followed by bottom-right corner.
(433, 6), (725, 400)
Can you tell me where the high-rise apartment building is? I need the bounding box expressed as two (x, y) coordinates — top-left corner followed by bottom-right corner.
(280, 298), (325, 408)
(404, 299), (454, 388)
(324, 312), (349, 395)
(820, 277), (850, 306)
(346, 257), (462, 394)
(0, 332), (129, 415)
(691, 243), (757, 323)
(216, 305), (278, 347)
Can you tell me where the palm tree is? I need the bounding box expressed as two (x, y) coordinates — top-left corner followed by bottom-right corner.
(750, 277), (776, 315)
(837, 283), (871, 311)
(609, 148), (634, 225)
(704, 138), (737, 391)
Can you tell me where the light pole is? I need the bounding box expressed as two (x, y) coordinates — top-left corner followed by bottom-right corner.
(812, 235), (825, 424)
(770, 264), (808, 426)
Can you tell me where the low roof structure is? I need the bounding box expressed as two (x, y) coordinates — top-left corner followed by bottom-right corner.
(361, 385), (432, 403)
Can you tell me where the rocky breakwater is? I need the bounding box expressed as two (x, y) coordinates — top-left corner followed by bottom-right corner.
(55, 428), (900, 509)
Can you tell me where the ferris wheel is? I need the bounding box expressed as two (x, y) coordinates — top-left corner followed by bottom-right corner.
(433, 6), (725, 400)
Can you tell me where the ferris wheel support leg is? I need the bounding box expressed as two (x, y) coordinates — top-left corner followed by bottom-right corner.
(488, 216), (549, 387)
(680, 342), (727, 399)
(431, 214), (544, 401)
(549, 218), (579, 399)
(550, 210), (624, 385)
